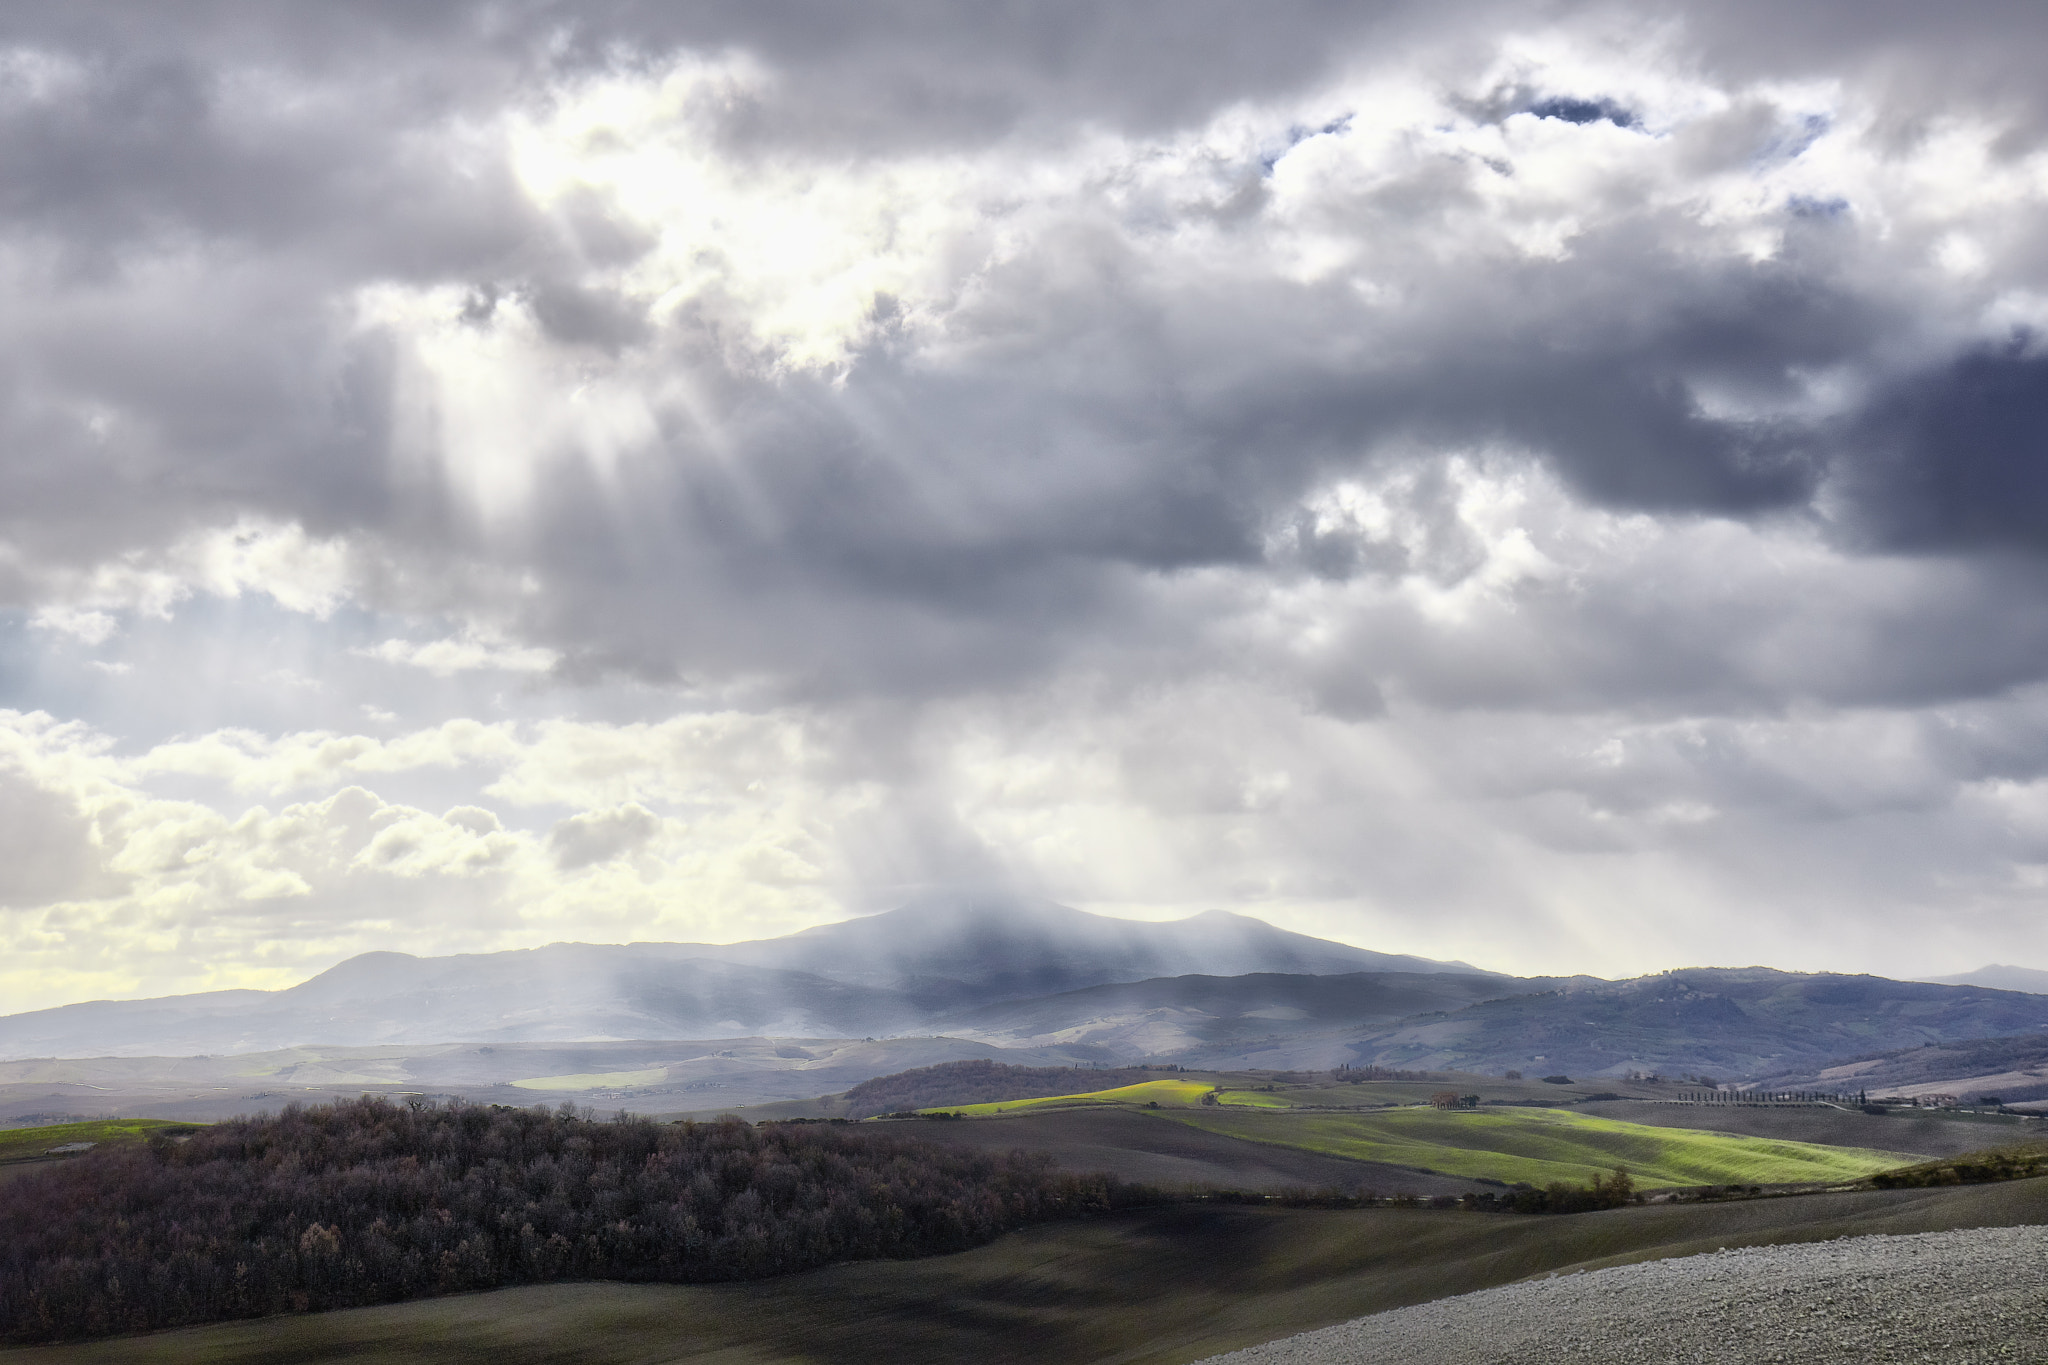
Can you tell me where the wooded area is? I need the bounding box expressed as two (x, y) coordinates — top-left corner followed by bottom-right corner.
(0, 1098), (1139, 1343)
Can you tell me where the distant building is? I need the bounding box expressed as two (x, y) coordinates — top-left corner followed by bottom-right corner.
(1917, 1094), (1959, 1109)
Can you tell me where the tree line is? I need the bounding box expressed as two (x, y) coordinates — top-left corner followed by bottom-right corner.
(0, 1097), (1145, 1344)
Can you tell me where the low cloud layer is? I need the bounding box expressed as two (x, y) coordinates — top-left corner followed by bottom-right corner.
(5, 1), (2048, 1009)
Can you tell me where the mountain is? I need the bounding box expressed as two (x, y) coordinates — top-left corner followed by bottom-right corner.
(0, 953), (929, 1059)
(0, 898), (1477, 1060)
(1923, 964), (2048, 995)
(1343, 968), (2048, 1081)
(936, 970), (1553, 1068)
(696, 897), (1489, 1008)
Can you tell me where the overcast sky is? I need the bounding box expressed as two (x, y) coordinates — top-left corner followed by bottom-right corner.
(7, 0), (2048, 1010)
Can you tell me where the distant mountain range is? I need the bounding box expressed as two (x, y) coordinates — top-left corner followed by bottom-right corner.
(1342, 968), (2048, 1082)
(0, 898), (1483, 1059)
(10, 900), (2048, 1100)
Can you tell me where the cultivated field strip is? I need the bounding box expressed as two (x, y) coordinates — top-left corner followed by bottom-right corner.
(1163, 1105), (1921, 1188)
(1193, 1225), (2048, 1365)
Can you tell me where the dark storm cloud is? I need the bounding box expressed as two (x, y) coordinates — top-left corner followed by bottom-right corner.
(1842, 344), (2048, 554)
(0, 0), (2046, 717)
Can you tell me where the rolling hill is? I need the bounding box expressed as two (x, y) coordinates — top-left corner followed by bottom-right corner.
(10, 1184), (2048, 1365)
(1162, 1106), (1921, 1190)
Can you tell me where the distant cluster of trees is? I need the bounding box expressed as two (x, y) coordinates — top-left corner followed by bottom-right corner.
(0, 1097), (1143, 1344)
(1327, 1065), (1441, 1082)
(842, 1060), (1165, 1117)
(1869, 1144), (2047, 1189)
(1500, 1168), (1636, 1214)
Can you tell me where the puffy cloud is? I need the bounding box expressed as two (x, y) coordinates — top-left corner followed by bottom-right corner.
(359, 632), (560, 678)
(548, 802), (662, 870)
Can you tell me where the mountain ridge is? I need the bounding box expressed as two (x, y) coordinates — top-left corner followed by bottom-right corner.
(0, 899), (1474, 1059)
(1344, 967), (2048, 1081)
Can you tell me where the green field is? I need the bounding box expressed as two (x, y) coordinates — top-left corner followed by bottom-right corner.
(0, 1118), (201, 1165)
(919, 1078), (1341, 1117)
(1165, 1106), (1923, 1189)
(1214, 1089), (1293, 1108)
(925, 1079), (1217, 1116)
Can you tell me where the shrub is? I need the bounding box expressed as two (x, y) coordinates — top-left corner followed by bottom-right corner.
(1508, 1168), (1635, 1214)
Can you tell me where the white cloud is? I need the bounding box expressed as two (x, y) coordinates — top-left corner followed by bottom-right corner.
(359, 632), (560, 678)
(549, 802), (663, 870)
(30, 607), (117, 645)
(9, 520), (356, 632)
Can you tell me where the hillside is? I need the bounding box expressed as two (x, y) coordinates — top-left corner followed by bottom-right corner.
(1758, 1032), (2048, 1107)
(863, 1066), (1927, 1191)
(937, 971), (1550, 1064)
(1163, 1106), (1919, 1190)
(0, 1036), (1127, 1128)
(12, 1185), (2047, 1364)
(842, 1060), (1167, 1118)
(1348, 968), (2048, 1079)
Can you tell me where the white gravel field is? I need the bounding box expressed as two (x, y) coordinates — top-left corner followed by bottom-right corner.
(1195, 1225), (2048, 1364)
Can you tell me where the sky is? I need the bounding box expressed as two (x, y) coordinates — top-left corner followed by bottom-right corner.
(7, 0), (2048, 1012)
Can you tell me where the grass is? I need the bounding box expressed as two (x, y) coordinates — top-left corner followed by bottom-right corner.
(509, 1069), (668, 1092)
(11, 1179), (2046, 1365)
(1214, 1090), (1293, 1109)
(924, 1079), (1217, 1116)
(902, 1106), (1479, 1195)
(0, 1119), (201, 1165)
(1164, 1106), (1924, 1189)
